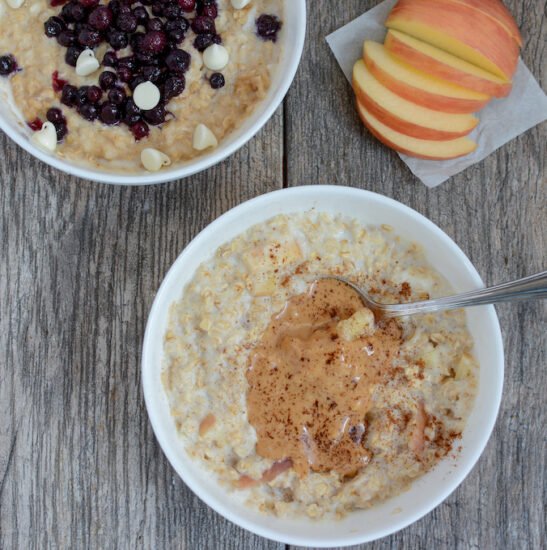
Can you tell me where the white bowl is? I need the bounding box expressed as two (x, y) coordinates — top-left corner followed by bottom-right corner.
(142, 186), (504, 547)
(0, 1), (306, 185)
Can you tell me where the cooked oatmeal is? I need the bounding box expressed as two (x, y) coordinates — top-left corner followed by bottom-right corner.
(0, 0), (283, 171)
(162, 212), (479, 519)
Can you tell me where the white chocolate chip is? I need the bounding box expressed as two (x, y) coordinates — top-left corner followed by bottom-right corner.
(6, 0), (25, 8)
(141, 148), (171, 172)
(231, 0), (251, 8)
(202, 44), (229, 71)
(75, 49), (100, 77)
(30, 122), (57, 152)
(133, 81), (161, 111)
(193, 124), (218, 151)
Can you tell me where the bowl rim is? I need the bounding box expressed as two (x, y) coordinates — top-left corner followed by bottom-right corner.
(142, 185), (504, 547)
(0, 0), (306, 185)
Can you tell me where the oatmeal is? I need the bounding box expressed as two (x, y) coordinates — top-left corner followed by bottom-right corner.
(162, 212), (479, 518)
(0, 0), (283, 171)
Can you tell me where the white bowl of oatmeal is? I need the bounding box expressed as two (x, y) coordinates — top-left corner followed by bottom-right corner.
(0, 0), (305, 184)
(142, 186), (504, 547)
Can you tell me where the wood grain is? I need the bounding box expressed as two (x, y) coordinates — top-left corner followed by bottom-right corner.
(0, 1), (545, 549)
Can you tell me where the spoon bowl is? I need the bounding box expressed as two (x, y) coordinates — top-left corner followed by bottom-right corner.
(325, 271), (547, 319)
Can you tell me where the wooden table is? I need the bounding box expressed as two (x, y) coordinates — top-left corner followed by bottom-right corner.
(1, 2), (545, 548)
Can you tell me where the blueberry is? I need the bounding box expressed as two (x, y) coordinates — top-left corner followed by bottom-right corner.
(163, 74), (185, 99)
(78, 27), (102, 47)
(165, 49), (190, 73)
(78, 102), (99, 121)
(57, 30), (77, 47)
(130, 120), (149, 140)
(209, 72), (224, 89)
(99, 102), (121, 124)
(116, 12), (138, 33)
(88, 6), (113, 31)
(116, 66), (133, 82)
(0, 55), (17, 76)
(197, 3), (217, 18)
(163, 2), (183, 20)
(146, 18), (164, 32)
(44, 16), (66, 37)
(55, 122), (69, 141)
(87, 85), (103, 103)
(76, 86), (90, 106)
(65, 46), (84, 67)
(61, 84), (78, 106)
(46, 107), (66, 125)
(191, 15), (215, 34)
(165, 18), (189, 44)
(102, 51), (118, 67)
(142, 65), (162, 82)
(133, 6), (149, 24)
(256, 14), (282, 42)
(143, 104), (166, 125)
(141, 30), (167, 53)
(107, 29), (129, 50)
(129, 75), (146, 91)
(178, 0), (195, 12)
(193, 33), (213, 52)
(98, 70), (117, 90)
(108, 87), (126, 104)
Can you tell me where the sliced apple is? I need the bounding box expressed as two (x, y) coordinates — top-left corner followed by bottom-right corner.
(385, 30), (512, 98)
(352, 60), (478, 141)
(443, 0), (522, 46)
(356, 100), (477, 160)
(363, 41), (490, 114)
(386, 0), (519, 80)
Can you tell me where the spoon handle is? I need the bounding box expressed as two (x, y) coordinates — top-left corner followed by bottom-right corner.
(382, 271), (547, 317)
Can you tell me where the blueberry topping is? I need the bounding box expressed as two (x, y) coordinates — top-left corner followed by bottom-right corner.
(0, 55), (18, 76)
(46, 107), (66, 125)
(98, 70), (117, 90)
(61, 83), (78, 106)
(99, 102), (121, 124)
(163, 74), (185, 99)
(256, 14), (282, 42)
(209, 72), (224, 89)
(44, 16), (66, 37)
(191, 15), (215, 34)
(165, 49), (190, 73)
(130, 120), (149, 140)
(88, 6), (113, 31)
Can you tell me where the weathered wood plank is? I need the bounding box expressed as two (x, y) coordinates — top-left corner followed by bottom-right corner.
(0, 110), (284, 550)
(285, 2), (545, 549)
(1, 0), (545, 548)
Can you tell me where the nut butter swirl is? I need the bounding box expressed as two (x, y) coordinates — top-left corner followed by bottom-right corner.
(246, 279), (403, 478)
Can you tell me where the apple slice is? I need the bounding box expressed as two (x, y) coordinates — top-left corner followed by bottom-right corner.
(352, 60), (478, 141)
(386, 0), (519, 80)
(385, 30), (512, 98)
(443, 0), (522, 46)
(356, 100), (477, 160)
(363, 41), (490, 114)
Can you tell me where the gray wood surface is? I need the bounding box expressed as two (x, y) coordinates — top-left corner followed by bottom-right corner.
(0, 2), (545, 549)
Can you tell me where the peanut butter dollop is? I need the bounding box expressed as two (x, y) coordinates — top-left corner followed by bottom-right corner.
(246, 279), (403, 478)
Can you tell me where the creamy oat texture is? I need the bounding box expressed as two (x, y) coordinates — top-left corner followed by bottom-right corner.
(163, 212), (479, 519)
(0, 0), (283, 171)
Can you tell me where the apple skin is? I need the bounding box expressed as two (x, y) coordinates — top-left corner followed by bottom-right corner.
(386, 0), (520, 80)
(442, 0), (522, 46)
(364, 42), (491, 114)
(356, 100), (477, 160)
(385, 30), (513, 98)
(353, 61), (478, 141)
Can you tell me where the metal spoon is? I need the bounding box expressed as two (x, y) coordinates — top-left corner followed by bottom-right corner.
(325, 271), (547, 319)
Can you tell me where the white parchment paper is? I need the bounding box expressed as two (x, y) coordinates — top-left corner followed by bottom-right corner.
(326, 0), (547, 187)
